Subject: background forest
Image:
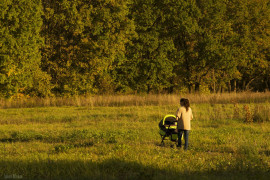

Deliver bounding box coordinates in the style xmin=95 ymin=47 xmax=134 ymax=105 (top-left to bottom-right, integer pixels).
xmin=0 ymin=0 xmax=269 ymax=97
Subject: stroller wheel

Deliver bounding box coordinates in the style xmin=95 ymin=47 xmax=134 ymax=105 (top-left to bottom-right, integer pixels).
xmin=160 ymin=135 xmax=166 ymax=146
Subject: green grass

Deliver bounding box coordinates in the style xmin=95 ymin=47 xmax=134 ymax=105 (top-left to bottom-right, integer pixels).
xmin=0 ymin=104 xmax=269 ymax=179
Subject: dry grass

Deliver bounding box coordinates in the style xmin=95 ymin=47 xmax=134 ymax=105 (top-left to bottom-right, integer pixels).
xmin=0 ymin=92 xmax=270 ymax=108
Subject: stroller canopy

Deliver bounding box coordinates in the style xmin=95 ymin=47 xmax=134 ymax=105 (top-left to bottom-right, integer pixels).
xmin=161 ymin=114 xmax=177 ymax=126
xmin=159 ymin=114 xmax=177 ymax=130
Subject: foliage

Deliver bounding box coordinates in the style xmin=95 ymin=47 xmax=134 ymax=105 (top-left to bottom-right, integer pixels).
xmin=0 ymin=0 xmax=51 ymax=98
xmin=41 ymin=0 xmax=135 ymax=95
xmin=1 ymin=0 xmax=270 ymax=97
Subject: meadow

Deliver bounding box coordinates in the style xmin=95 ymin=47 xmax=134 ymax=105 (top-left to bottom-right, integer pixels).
xmin=0 ymin=93 xmax=270 ymax=179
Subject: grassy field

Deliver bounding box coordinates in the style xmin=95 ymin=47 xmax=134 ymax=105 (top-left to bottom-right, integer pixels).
xmin=0 ymin=97 xmax=270 ymax=179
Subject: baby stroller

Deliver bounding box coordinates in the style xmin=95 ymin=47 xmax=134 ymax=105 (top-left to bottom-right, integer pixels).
xmin=158 ymin=114 xmax=178 ymax=145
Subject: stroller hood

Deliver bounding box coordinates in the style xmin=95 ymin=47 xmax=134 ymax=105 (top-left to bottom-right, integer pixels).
xmin=159 ymin=114 xmax=177 ymax=130
xmin=161 ymin=114 xmax=177 ymax=125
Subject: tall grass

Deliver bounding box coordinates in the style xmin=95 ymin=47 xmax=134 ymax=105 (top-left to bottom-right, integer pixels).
xmin=0 ymin=92 xmax=270 ymax=108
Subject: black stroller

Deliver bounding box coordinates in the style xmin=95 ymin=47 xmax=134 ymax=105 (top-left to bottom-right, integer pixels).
xmin=158 ymin=114 xmax=178 ymax=145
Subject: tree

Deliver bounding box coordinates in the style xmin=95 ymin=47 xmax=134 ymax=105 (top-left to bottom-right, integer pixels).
xmin=41 ymin=0 xmax=135 ymax=95
xmin=0 ymin=0 xmax=51 ymax=98
xmin=114 ymin=0 xmax=175 ymax=94
xmin=227 ymin=0 xmax=270 ymax=91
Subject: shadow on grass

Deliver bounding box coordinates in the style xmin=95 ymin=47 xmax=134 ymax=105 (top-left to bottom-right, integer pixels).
xmin=0 ymin=158 xmax=269 ymax=180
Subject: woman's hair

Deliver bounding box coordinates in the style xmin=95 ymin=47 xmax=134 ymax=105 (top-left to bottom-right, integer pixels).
xmin=180 ymin=98 xmax=190 ymax=111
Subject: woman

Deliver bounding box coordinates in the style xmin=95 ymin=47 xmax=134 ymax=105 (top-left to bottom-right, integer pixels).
xmin=175 ymin=98 xmax=193 ymax=150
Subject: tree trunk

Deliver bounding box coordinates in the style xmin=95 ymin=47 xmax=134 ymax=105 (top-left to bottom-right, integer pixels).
xmin=212 ymin=70 xmax=216 ymax=93
xmin=147 ymin=84 xmax=151 ymax=94
xmin=228 ymin=81 xmax=231 ymax=93
xmin=168 ymin=86 xmax=173 ymax=94
xmin=233 ymin=79 xmax=237 ymax=92
xmin=265 ymin=76 xmax=269 ymax=91
xmin=217 ymin=84 xmax=221 ymax=93
xmin=195 ymin=82 xmax=200 ymax=92
xmin=245 ymin=78 xmax=256 ymax=91
xmin=242 ymin=80 xmax=246 ymax=91
xmin=168 ymin=79 xmax=174 ymax=94
xmin=188 ymin=84 xmax=192 ymax=93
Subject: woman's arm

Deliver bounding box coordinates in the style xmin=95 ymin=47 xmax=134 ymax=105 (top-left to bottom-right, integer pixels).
xmin=176 ymin=108 xmax=181 ymax=120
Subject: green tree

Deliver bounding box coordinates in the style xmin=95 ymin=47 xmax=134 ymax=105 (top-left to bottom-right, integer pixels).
xmin=227 ymin=0 xmax=270 ymax=91
xmin=115 ymin=0 xmax=176 ymax=94
xmin=0 ymin=0 xmax=51 ymax=98
xmin=162 ymin=0 xmax=236 ymax=93
xmin=41 ymin=0 xmax=135 ymax=95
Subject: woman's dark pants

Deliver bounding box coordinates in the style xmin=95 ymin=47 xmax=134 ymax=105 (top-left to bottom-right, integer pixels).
xmin=177 ymin=129 xmax=189 ymax=150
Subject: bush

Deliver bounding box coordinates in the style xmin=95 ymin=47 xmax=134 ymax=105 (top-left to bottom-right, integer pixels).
xmin=243 ymin=105 xmax=253 ymax=123
xmin=253 ymin=113 xmax=264 ymax=123
xmin=253 ymin=105 xmax=270 ymax=123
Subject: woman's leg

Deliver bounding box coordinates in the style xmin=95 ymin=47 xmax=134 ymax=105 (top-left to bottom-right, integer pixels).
xmin=184 ymin=130 xmax=189 ymax=150
xmin=177 ymin=130 xmax=183 ymax=147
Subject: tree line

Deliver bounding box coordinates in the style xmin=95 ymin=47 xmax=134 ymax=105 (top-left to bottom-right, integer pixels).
xmin=0 ymin=0 xmax=269 ymax=97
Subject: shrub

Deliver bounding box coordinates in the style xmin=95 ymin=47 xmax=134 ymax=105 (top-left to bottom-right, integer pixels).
xmin=243 ymin=105 xmax=253 ymax=123
xmin=253 ymin=105 xmax=270 ymax=123
xmin=253 ymin=113 xmax=264 ymax=123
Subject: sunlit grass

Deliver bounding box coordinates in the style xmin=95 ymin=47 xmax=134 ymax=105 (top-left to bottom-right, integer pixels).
xmin=0 ymin=103 xmax=269 ymax=179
